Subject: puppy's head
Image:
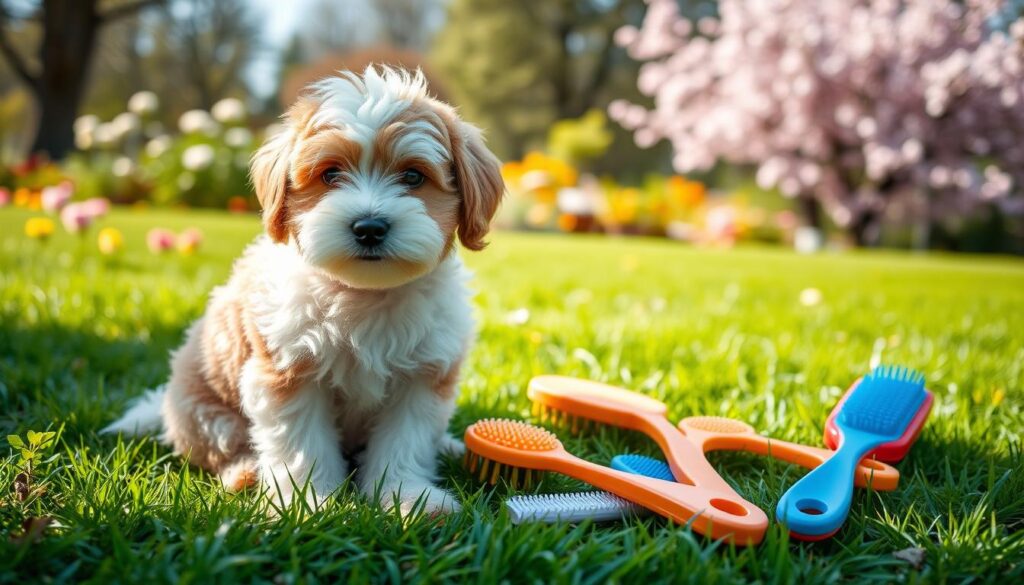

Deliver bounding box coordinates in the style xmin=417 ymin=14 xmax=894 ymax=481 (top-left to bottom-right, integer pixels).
xmin=251 ymin=66 xmax=504 ymax=289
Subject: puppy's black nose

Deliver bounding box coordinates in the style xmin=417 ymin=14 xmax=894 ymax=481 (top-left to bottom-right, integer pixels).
xmin=351 ymin=217 xmax=389 ymax=247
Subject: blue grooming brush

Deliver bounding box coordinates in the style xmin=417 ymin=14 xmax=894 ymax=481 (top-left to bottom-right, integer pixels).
xmin=611 ymin=454 xmax=676 ymax=482
xmin=777 ymin=365 xmax=928 ymax=538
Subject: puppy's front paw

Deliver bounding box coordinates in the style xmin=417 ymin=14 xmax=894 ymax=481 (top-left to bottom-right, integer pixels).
xmin=379 ymin=483 xmax=461 ymax=517
xmin=438 ymin=434 xmax=465 ymax=457
xmin=219 ymin=456 xmax=259 ymax=493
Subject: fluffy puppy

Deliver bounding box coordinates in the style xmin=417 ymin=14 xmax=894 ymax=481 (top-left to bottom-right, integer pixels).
xmin=104 ymin=66 xmax=504 ymax=514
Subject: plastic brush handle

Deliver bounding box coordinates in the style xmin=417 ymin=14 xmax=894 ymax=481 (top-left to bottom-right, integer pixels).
xmin=551 ymin=453 xmax=767 ymax=544
xmin=678 ymin=417 xmax=900 ymax=490
xmin=776 ymin=427 xmax=883 ymax=536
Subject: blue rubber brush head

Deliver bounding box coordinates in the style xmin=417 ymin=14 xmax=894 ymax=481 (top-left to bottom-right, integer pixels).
xmin=610 ymin=454 xmax=676 ymax=482
xmin=839 ymin=365 xmax=927 ymax=437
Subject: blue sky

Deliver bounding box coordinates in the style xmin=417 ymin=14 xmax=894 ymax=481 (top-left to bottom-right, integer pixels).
xmin=247 ymin=0 xmax=305 ymax=98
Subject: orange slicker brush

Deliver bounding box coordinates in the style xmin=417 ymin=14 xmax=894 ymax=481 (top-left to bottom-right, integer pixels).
xmin=464 ymin=419 xmax=768 ymax=545
xmin=677 ymin=416 xmax=899 ymax=490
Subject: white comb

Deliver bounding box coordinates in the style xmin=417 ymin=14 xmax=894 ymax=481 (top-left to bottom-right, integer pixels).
xmin=505 ymin=491 xmax=650 ymax=524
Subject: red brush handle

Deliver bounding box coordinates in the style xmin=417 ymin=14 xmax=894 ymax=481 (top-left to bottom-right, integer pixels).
xmin=823 ymin=378 xmax=934 ymax=462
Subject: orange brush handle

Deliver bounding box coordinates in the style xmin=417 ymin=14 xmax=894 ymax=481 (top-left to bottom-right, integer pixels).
xmin=465 ymin=422 xmax=768 ymax=545
xmin=552 ymin=455 xmax=766 ymax=544
xmin=678 ymin=418 xmax=900 ymax=490
xmin=528 ymin=376 xmax=739 ymax=493
xmin=636 ymin=413 xmax=738 ymax=492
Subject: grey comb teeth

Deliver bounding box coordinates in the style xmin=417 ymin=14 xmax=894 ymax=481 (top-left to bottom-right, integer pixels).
xmin=506 ymin=491 xmax=650 ymax=524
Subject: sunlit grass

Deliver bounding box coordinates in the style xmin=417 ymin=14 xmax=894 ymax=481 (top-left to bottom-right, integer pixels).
xmin=1 ymin=207 xmax=1022 ymax=582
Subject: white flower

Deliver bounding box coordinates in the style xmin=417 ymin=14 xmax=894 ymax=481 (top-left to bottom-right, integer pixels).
xmin=112 ymin=156 xmax=134 ymax=177
xmin=93 ymin=122 xmax=118 ymax=147
xmin=557 ymin=187 xmax=596 ymax=215
xmin=145 ymin=135 xmax=173 ymax=158
xmin=505 ymin=308 xmax=530 ymax=325
xmin=224 ymin=127 xmax=252 ymax=148
xmin=211 ymin=97 xmax=246 ymax=123
xmin=178 ymin=109 xmax=217 ymax=135
xmin=74 ymin=115 xmax=100 ymax=135
xmin=127 ymin=91 xmax=159 ymax=116
xmin=75 ymin=130 xmax=94 ymax=150
xmin=181 ymin=144 xmax=215 ymax=171
xmin=799 ymin=287 xmax=823 ymax=307
xmin=111 ymin=112 xmax=141 ymax=139
xmin=74 ymin=115 xmax=100 ymax=150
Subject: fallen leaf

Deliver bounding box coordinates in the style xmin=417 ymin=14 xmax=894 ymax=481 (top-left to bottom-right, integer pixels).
xmin=9 ymin=516 xmax=53 ymax=546
xmin=893 ymin=546 xmax=926 ymax=570
xmin=13 ymin=472 xmax=29 ymax=502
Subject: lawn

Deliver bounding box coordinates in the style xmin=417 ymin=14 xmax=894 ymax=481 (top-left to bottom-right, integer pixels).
xmin=1 ymin=206 xmax=1022 ymax=583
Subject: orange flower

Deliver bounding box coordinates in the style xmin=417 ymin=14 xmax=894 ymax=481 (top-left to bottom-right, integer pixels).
xmin=557 ymin=213 xmax=579 ymax=232
xmin=227 ymin=196 xmax=249 ymax=213
xmin=667 ymin=176 xmax=706 ymax=208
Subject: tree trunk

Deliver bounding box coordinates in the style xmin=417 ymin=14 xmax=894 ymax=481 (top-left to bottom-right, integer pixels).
xmin=850 ymin=210 xmax=881 ymax=247
xmin=28 ymin=0 xmax=101 ymax=160
xmin=798 ymin=195 xmax=823 ymax=230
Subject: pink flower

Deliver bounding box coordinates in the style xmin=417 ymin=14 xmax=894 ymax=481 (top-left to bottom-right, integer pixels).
xmin=0 ymin=187 xmax=10 ymax=207
xmin=774 ymin=210 xmax=798 ymax=231
xmin=80 ymin=197 xmax=110 ymax=219
xmin=60 ymin=203 xmax=93 ymax=234
xmin=177 ymin=228 xmax=203 ymax=255
xmin=146 ymin=228 xmax=177 ymax=253
xmin=41 ymin=181 xmax=74 ymax=213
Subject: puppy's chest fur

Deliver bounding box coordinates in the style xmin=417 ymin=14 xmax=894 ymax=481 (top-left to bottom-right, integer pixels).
xmin=207 ymin=238 xmax=474 ymax=413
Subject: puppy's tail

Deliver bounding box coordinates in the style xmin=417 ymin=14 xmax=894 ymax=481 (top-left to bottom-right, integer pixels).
xmin=102 ymin=385 xmax=167 ymax=436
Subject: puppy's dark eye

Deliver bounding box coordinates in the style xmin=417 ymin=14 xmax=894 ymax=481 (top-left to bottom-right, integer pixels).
xmin=322 ymin=166 xmax=343 ymax=186
xmin=399 ymin=169 xmax=425 ymax=188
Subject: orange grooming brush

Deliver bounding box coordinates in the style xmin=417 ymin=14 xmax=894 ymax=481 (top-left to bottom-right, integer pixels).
xmin=677 ymin=416 xmax=899 ymax=490
xmin=464 ymin=419 xmax=768 ymax=544
xmin=528 ymin=376 xmax=742 ymax=494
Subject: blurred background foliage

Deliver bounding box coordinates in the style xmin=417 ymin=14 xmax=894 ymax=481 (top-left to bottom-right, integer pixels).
xmin=0 ymin=0 xmax=1022 ymax=253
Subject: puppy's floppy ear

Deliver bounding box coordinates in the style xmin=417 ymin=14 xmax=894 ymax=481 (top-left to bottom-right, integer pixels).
xmin=449 ymin=120 xmax=505 ymax=251
xmin=250 ymin=128 xmax=294 ymax=243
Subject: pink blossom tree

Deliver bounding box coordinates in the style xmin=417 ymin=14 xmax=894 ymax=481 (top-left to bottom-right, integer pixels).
xmin=610 ymin=0 xmax=1024 ymax=246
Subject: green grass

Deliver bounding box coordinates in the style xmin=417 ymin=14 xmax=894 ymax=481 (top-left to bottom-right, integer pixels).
xmin=1 ymin=206 xmax=1022 ymax=583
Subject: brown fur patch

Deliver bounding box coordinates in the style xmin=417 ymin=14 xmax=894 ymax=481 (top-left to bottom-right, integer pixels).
xmin=285 ymin=131 xmax=364 ymax=225
xmin=241 ymin=306 xmax=316 ymax=402
xmin=431 ymin=360 xmax=463 ymax=399
xmin=411 ymin=182 xmax=460 ymax=257
xmin=434 ymin=106 xmax=505 ymax=251
xmin=221 ymin=457 xmax=259 ymax=492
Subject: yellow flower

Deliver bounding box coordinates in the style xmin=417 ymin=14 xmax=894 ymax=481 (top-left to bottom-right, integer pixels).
xmin=501 ymin=161 xmax=525 ymax=186
xmin=608 ymin=188 xmax=641 ymax=224
xmin=97 ymin=227 xmax=124 ymax=255
xmin=525 ymin=203 xmax=554 ymax=227
xmin=24 ymin=217 xmax=55 ymax=240
xmin=176 ymin=228 xmax=203 ymax=255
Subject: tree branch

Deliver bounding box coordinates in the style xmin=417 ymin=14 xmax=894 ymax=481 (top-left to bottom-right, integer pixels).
xmin=99 ymin=0 xmax=165 ymax=24
xmin=0 ymin=20 xmax=39 ymax=91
